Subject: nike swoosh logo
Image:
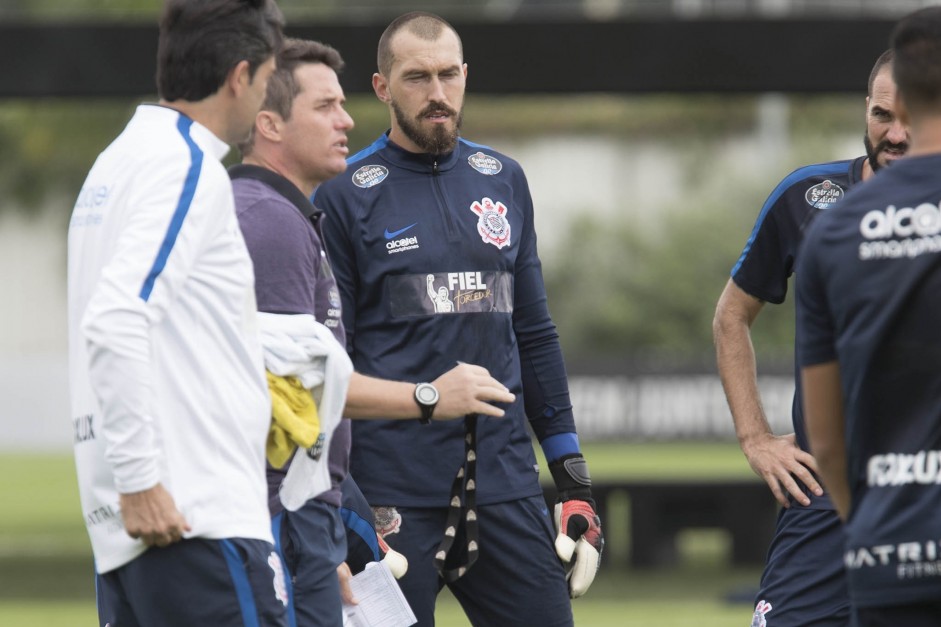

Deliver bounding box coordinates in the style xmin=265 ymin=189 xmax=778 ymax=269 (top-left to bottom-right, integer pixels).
xmin=384 ymin=223 xmax=418 ymax=239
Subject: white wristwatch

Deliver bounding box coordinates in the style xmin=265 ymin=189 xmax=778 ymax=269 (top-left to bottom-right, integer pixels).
xmin=414 ymin=382 xmax=439 ymax=424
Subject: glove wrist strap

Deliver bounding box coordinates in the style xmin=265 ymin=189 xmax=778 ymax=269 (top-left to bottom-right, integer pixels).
xmin=548 ymin=453 xmax=593 ymax=503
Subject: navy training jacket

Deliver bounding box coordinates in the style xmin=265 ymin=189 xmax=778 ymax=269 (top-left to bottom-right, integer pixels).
xmin=316 ymin=133 xmax=578 ymax=507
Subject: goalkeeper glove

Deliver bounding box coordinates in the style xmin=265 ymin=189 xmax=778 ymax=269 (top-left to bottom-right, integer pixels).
xmin=377 ymin=533 xmax=408 ymax=579
xmin=549 ymin=453 xmax=604 ymax=598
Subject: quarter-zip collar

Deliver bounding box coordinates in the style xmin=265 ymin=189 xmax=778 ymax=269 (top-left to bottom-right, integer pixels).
xmin=376 ymin=131 xmax=463 ymax=174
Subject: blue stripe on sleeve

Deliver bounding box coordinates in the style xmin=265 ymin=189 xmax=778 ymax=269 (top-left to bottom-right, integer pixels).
xmin=730 ymin=161 xmax=849 ymax=278
xmin=138 ymin=115 xmax=204 ymax=302
xmin=540 ymin=432 xmax=581 ymax=462
xmin=459 ymin=137 xmax=494 ymax=151
xmin=347 ymin=134 xmax=389 ymax=164
xmin=221 ymin=539 xmax=261 ymax=627
xmin=340 ymin=506 xmax=382 ymax=562
xmin=311 ymin=134 xmax=389 ymax=204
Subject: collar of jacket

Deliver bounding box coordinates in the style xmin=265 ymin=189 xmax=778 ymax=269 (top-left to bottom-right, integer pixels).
xmin=228 ymin=163 xmax=322 ymax=223
xmin=379 ymin=132 xmax=463 ymax=174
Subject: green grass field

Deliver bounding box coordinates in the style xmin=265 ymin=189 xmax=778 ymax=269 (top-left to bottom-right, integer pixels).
xmin=0 ymin=443 xmax=764 ymax=626
xmin=538 ymin=440 xmax=756 ymax=481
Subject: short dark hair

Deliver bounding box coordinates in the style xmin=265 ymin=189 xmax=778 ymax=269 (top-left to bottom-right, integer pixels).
xmin=377 ymin=11 xmax=462 ymax=77
xmin=867 ymin=49 xmax=893 ymax=97
xmin=264 ymin=38 xmax=345 ymax=121
xmin=157 ymin=0 xmax=284 ymax=102
xmin=891 ymin=6 xmax=941 ymax=113
xmin=239 ymin=38 xmax=345 ymax=155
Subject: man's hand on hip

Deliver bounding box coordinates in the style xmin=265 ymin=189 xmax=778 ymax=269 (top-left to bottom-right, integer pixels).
xmin=120 ymin=483 xmax=191 ymax=547
xmin=742 ymin=432 xmax=822 ymax=507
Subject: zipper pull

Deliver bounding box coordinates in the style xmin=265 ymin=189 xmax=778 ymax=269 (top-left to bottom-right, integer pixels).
xmin=433 ymin=160 xmax=439 ymax=175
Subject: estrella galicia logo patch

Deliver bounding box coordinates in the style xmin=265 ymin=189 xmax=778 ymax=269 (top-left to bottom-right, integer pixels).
xmin=470 ymin=197 xmax=511 ymax=249
xmin=805 ymin=179 xmax=844 ymax=209
xmin=352 ymin=165 xmax=389 ymax=188
xmin=468 ymin=151 xmax=502 ymax=175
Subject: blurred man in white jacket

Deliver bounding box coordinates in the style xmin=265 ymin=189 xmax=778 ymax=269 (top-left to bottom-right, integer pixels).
xmin=67 ymin=1 xmax=287 ymax=625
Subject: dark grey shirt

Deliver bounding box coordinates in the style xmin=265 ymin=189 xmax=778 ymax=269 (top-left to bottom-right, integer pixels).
xmin=231 ymin=165 xmax=349 ymax=512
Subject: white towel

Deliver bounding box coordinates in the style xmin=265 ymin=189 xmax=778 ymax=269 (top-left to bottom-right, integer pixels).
xmin=257 ymin=312 xmax=353 ymax=510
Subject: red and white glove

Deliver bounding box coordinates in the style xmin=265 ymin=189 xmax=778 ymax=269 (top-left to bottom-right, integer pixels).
xmin=549 ymin=454 xmax=604 ymax=598
xmin=553 ymin=500 xmax=603 ymax=597
xmin=377 ymin=533 xmax=408 ymax=579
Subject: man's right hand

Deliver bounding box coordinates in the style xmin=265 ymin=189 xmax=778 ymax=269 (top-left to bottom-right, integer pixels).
xmin=119 ymin=483 xmax=191 ymax=547
xmin=742 ymin=432 xmax=823 ymax=507
xmin=432 ymin=363 xmax=515 ymax=420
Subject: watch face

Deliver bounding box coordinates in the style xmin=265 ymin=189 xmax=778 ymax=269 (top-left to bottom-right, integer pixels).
xmin=416 ymin=383 xmax=438 ymax=405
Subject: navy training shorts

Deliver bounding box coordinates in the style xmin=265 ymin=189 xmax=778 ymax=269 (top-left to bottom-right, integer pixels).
xmin=275 ymin=498 xmax=346 ymax=627
xmin=376 ymin=494 xmax=573 ymax=627
xmin=340 ymin=475 xmax=381 ymax=574
xmin=751 ymin=506 xmax=849 ymax=626
xmin=96 ymin=536 xmax=291 ymax=627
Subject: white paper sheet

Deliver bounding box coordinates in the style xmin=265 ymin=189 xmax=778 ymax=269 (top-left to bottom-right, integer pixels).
xmin=341 ymin=561 xmax=417 ymax=627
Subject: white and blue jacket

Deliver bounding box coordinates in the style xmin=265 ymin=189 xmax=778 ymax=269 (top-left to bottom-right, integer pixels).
xmin=68 ymin=105 xmax=273 ymax=573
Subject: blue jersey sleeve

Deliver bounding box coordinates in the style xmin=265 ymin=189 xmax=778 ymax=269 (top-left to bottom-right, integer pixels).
xmin=732 ymin=180 xmax=802 ymax=304
xmin=732 ymin=161 xmax=856 ymax=305
xmin=509 ymin=172 xmax=578 ymax=451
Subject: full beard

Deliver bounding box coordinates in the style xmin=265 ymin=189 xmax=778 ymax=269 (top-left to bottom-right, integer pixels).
xmin=864 ymin=132 xmax=908 ymax=173
xmin=393 ymin=99 xmax=463 ymax=155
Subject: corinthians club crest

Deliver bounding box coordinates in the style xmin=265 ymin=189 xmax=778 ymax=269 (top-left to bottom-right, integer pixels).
xmin=470 ymin=197 xmax=511 ymax=249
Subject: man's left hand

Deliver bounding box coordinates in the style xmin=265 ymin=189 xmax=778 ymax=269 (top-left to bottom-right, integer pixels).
xmin=337 ymin=562 xmax=356 ymax=605
xmin=553 ymin=499 xmax=603 ymax=598
xmin=548 ymin=453 xmax=604 ymax=598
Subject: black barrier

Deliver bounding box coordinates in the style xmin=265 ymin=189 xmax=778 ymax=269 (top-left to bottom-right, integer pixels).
xmin=1 ymin=18 xmax=895 ymax=98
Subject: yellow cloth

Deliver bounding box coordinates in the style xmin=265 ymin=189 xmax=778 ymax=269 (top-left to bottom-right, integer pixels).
xmin=266 ymin=371 xmax=320 ymax=469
